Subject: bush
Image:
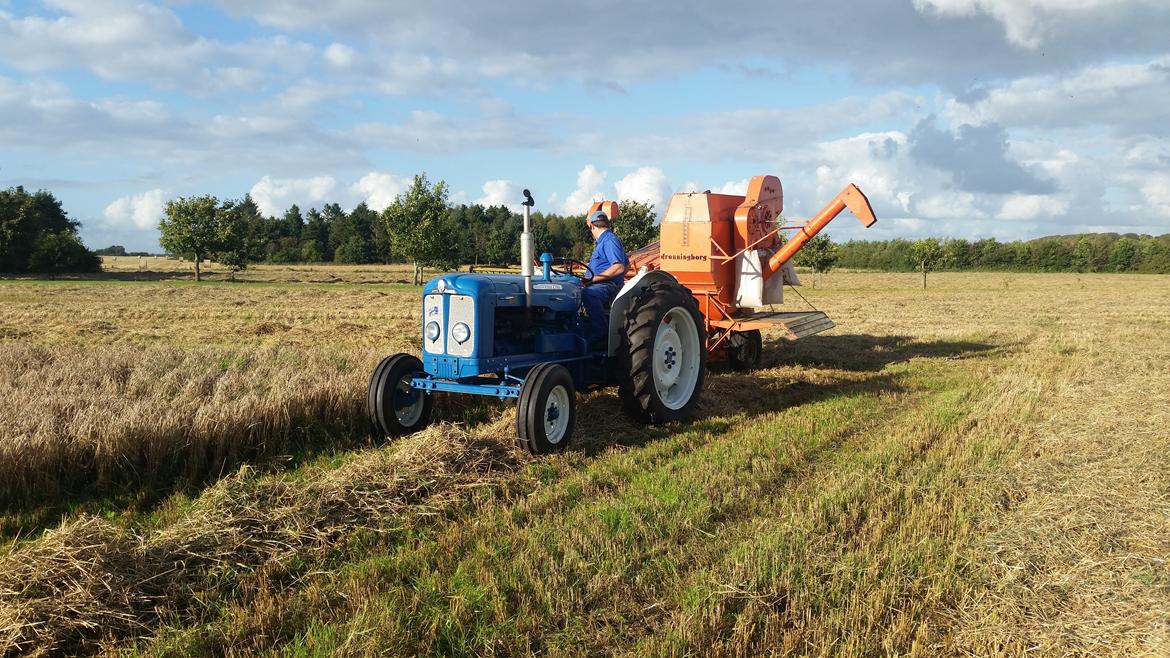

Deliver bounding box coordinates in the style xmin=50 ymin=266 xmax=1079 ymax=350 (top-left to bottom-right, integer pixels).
xmin=27 ymin=232 xmax=101 ymax=274
xmin=1 ymin=186 xmax=100 ymax=273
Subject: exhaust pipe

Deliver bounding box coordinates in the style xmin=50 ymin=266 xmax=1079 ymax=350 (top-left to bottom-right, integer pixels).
xmin=520 ymin=189 xmax=535 ymax=307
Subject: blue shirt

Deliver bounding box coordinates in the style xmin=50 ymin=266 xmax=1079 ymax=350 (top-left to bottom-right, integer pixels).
xmin=588 ymin=229 xmax=629 ymax=283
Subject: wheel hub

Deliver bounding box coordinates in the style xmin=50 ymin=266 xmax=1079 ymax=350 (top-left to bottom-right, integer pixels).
xmin=393 ymin=377 xmax=424 ymax=426
xmin=651 ymin=307 xmax=702 ymax=411
xmin=544 ymin=385 xmax=570 ymax=444
xmin=654 ymin=325 xmax=682 ymax=388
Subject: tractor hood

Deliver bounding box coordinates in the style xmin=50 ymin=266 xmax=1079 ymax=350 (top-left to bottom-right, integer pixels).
xmin=424 ymin=273 xmax=525 ymax=299
xmin=423 ymin=273 xmax=581 ymax=311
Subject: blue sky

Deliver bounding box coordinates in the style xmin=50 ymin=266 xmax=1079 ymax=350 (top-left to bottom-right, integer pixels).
xmin=1 ymin=0 xmax=1168 ymax=252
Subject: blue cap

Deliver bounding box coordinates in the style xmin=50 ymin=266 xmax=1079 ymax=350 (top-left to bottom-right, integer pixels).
xmin=588 ymin=210 xmax=608 ymax=224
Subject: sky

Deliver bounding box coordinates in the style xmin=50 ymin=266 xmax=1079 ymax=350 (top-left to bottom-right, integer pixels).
xmin=1 ymin=0 xmax=1169 ymax=252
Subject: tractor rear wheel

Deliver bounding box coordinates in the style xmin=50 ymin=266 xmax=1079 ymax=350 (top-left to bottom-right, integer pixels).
xmin=618 ymin=280 xmax=707 ymax=424
xmin=516 ymin=363 xmax=576 ymax=454
xmin=728 ymin=329 xmax=762 ymax=371
xmin=368 ymin=353 xmax=433 ymax=436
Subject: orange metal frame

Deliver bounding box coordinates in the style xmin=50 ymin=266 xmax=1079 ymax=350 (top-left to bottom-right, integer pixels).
xmin=617 ymin=176 xmax=877 ymax=358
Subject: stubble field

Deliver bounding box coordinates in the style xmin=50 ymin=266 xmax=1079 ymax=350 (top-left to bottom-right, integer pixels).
xmin=0 ymin=267 xmax=1167 ymax=656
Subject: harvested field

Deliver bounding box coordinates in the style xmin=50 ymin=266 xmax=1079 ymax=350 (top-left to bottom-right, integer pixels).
xmin=98 ymin=256 xmax=430 ymax=285
xmin=0 ymin=271 xmax=1167 ymax=656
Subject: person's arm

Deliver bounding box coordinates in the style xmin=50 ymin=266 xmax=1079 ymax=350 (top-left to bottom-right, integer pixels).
xmin=590 ymin=262 xmax=626 ymax=283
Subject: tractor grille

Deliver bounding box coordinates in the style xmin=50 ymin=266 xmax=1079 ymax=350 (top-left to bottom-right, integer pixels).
xmin=431 ymin=357 xmax=460 ymax=379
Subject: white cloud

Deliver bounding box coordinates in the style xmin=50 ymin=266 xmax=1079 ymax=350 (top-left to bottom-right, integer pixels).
xmin=804 ymin=131 xmax=921 ymax=218
xmin=214 ymin=0 xmax=1170 ymax=86
xmin=996 ymin=194 xmax=1070 ymax=220
xmin=0 ymin=1 xmax=314 ymax=91
xmin=913 ymin=0 xmax=1127 ymax=48
xmin=272 ymin=79 xmax=344 ymax=113
xmin=476 ymin=179 xmax=521 ymax=209
xmin=560 ymin=164 xmax=607 ymax=214
xmin=351 ymin=171 xmax=411 ymax=212
xmin=0 ymin=74 xmax=366 ymax=175
xmin=914 ymin=192 xmax=987 ymax=219
xmin=946 ymin=56 xmax=1170 ymax=134
xmin=592 ymin=92 xmax=918 ymax=165
xmin=677 ymin=179 xmax=749 ymax=195
xmin=717 ymin=179 xmax=750 ymax=195
xmin=1141 ymin=173 xmax=1170 ymax=218
xmin=353 ymin=102 xmax=552 ymax=154
xmin=323 ymin=42 xmax=356 ymax=68
xmin=613 ymin=166 xmax=672 ymax=212
xmin=103 ymin=188 xmax=166 ymax=230
xmin=249 ymin=175 xmax=338 ymax=216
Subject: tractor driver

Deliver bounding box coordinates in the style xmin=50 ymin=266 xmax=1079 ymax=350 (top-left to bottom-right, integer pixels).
xmin=581 ymin=210 xmax=629 ymax=342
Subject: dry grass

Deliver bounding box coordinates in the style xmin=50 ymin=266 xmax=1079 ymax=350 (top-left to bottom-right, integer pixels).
xmin=0 ymin=343 xmax=375 ymax=504
xmin=945 ymin=278 xmax=1170 ymax=655
xmin=808 ymin=272 xmax=1170 ymax=655
xmin=0 ymin=424 xmax=524 ymax=656
xmin=0 ymin=280 xmax=425 ymax=506
xmin=0 ymin=270 xmax=1167 ymax=656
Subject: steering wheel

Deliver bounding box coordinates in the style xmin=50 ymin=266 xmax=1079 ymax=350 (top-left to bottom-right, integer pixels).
xmin=549 ymin=257 xmax=594 ymax=283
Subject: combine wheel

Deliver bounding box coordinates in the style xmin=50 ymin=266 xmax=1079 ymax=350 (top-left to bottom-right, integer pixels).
xmin=368 ymin=353 xmax=433 ymax=436
xmin=727 ymin=330 xmax=762 ymax=371
xmin=619 ymin=280 xmax=707 ymax=424
xmin=516 ymin=363 xmax=576 ymax=454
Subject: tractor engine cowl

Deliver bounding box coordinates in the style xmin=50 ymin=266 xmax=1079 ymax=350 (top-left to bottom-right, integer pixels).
xmin=421 ymin=273 xmax=582 ymax=379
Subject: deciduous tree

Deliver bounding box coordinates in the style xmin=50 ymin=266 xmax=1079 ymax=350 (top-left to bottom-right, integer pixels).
xmin=911 ymin=238 xmax=944 ymax=289
xmin=381 ymin=174 xmax=451 ymax=285
xmin=159 ymin=195 xmax=231 ymax=281
xmin=1108 ymin=237 xmax=1139 ymax=272
xmin=612 ymin=200 xmax=658 ymax=251
xmin=794 ymin=234 xmax=838 ymax=288
xmin=215 ymin=197 xmax=266 ymax=280
xmin=0 ymin=186 xmax=99 ymax=273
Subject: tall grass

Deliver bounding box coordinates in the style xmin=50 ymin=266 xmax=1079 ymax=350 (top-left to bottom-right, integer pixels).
xmin=0 ymin=343 xmax=372 ymax=504
xmin=0 ymin=280 xmax=421 ymax=510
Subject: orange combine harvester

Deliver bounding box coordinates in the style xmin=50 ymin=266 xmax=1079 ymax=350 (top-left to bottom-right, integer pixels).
xmin=590 ymin=175 xmax=877 ymax=366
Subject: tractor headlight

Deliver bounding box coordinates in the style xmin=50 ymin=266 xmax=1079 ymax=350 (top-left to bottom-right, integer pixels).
xmin=425 ymin=321 xmax=441 ymax=342
xmin=451 ymin=322 xmax=470 ymax=344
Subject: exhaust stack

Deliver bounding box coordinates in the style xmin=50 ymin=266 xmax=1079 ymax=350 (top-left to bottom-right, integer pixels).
xmin=520 ymin=188 xmax=535 ymax=306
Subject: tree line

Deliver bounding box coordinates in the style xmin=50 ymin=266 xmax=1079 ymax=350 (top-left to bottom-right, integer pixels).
xmin=6 ymin=179 xmax=1170 ymax=280
xmin=158 ymin=174 xmax=658 ymax=282
xmin=835 ymin=234 xmax=1170 ymax=275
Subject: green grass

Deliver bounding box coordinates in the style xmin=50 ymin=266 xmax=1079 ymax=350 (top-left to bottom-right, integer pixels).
xmin=124 ymin=351 xmax=1020 ymax=657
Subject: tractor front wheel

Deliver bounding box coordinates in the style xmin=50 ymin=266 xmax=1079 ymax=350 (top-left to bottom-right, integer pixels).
xmin=368 ymin=353 xmax=433 ymax=436
xmin=619 ymin=280 xmax=707 ymax=424
xmin=516 ymin=363 xmax=576 ymax=454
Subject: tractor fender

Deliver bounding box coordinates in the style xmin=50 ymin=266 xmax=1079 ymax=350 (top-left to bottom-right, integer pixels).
xmin=606 ymin=269 xmax=681 ymax=356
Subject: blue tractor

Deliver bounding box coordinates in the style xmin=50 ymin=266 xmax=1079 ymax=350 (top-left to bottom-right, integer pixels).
xmin=367 ymin=189 xmax=707 ymax=454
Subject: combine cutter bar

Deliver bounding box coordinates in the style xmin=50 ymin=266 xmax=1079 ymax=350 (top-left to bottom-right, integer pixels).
xmin=710 ymin=310 xmax=835 ymax=340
